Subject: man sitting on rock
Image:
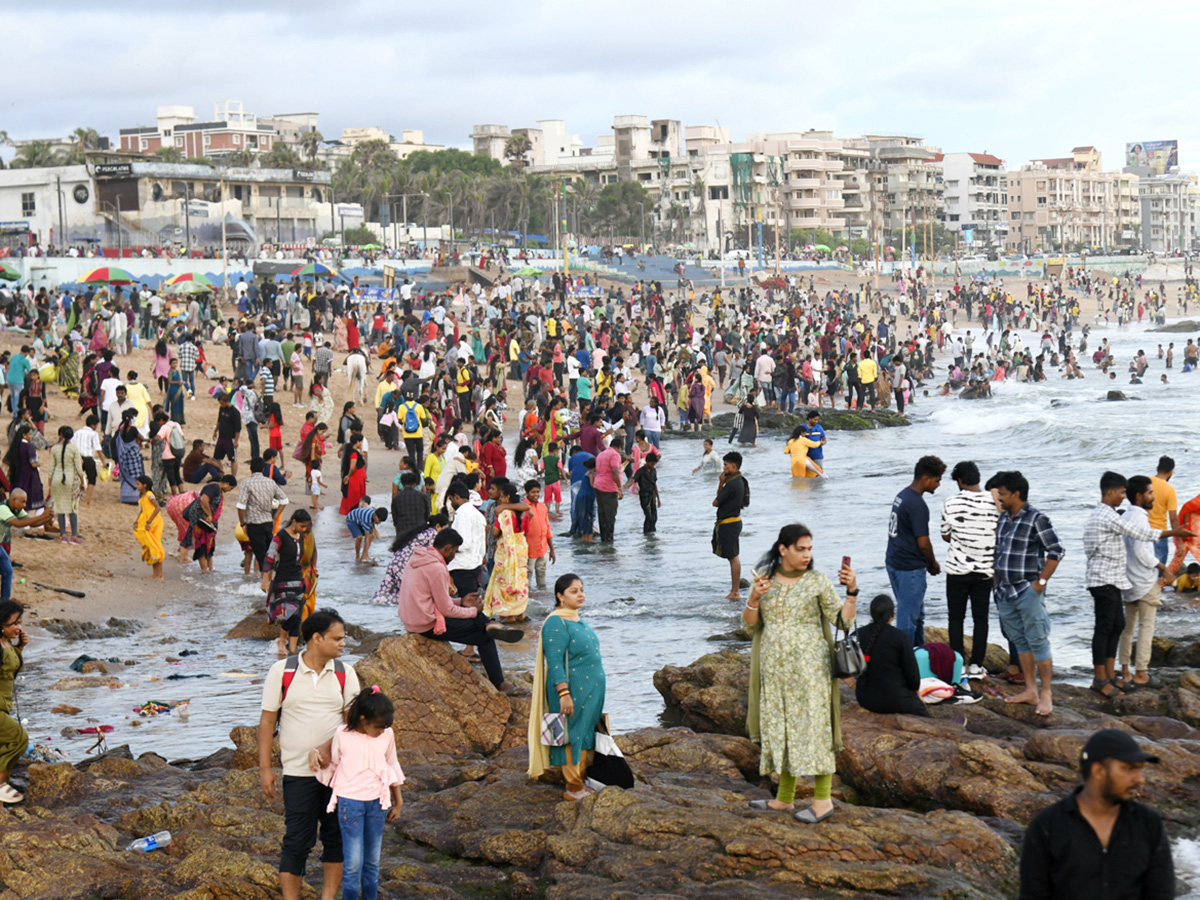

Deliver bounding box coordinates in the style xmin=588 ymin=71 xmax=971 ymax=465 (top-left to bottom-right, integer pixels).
xmin=397 ymin=529 xmax=528 ymax=696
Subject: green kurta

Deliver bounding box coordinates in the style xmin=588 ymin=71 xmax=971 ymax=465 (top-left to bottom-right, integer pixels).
xmin=756 ymin=570 xmax=844 ymax=778
xmin=0 ymin=644 xmax=27 ymax=771
xmin=543 ymin=615 xmax=606 ymax=766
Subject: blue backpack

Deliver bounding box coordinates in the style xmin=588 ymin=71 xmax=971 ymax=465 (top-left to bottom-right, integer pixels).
xmin=403 ymin=401 xmax=419 ymax=432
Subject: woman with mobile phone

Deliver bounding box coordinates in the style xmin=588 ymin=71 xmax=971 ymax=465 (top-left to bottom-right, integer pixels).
xmin=742 ymin=524 xmax=858 ymax=824
xmin=0 ymin=600 xmax=29 ymax=804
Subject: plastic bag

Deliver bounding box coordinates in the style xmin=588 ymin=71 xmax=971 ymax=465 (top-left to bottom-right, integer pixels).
xmin=97 ymin=464 xmax=111 ymax=482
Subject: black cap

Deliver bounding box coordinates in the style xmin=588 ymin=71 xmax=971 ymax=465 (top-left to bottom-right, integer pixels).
xmin=1081 ymin=729 xmax=1160 ymax=768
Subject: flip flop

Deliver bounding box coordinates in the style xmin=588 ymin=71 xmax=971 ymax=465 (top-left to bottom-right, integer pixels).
xmin=794 ymin=806 xmax=834 ymax=824
xmin=487 ymin=624 xmax=525 ymax=643
xmin=502 ymin=685 xmax=530 ymax=697
xmin=0 ymin=784 xmax=24 ymax=804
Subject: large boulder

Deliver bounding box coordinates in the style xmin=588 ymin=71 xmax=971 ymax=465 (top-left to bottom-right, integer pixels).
xmin=355 ymin=633 xmax=516 ymax=758
xmin=653 ymin=650 xmax=749 ymax=735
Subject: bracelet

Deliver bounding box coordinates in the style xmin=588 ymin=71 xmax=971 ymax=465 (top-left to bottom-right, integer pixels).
xmin=845 ymin=589 xmax=859 ymax=596
xmin=745 ymin=602 xmax=759 ymax=610
xmin=557 ymin=687 xmax=570 ymax=695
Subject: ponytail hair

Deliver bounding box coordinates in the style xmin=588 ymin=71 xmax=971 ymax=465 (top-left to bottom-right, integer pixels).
xmin=755 ymin=523 xmax=814 ymax=577
xmin=862 ymin=593 xmax=896 ymax=657
xmin=343 ymin=686 xmax=395 ymax=732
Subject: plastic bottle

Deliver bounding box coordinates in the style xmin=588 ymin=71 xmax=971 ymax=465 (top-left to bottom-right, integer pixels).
xmin=126 ymin=830 xmax=171 ymax=852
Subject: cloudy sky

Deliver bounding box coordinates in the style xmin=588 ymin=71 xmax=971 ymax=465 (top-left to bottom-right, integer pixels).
xmin=6 ymin=0 xmax=1200 ymax=172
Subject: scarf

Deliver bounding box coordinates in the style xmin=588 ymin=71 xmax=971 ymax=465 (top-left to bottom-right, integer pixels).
xmin=527 ymin=608 xmax=580 ymax=780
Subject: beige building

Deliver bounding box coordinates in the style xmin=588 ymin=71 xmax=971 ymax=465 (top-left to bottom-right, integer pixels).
xmin=320 ymin=127 xmax=443 ymax=164
xmin=866 ymin=136 xmax=945 ymax=244
xmin=1004 ymin=154 xmax=1140 ymax=253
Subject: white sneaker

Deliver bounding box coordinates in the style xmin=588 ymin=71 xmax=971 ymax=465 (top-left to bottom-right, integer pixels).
xmin=965 ymin=664 xmax=988 ymax=679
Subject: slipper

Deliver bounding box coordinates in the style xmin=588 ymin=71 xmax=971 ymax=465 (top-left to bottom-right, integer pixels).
xmin=794 ymin=806 xmax=834 ymax=824
xmin=0 ymin=784 xmax=23 ymax=804
xmin=487 ymin=624 xmax=525 ymax=643
xmin=460 ymin=654 xmax=481 ymax=663
xmin=502 ymin=685 xmax=530 ymax=697
xmin=1089 ymin=678 xmax=1117 ymax=698
xmin=747 ymin=799 xmax=791 ymax=811
xmin=563 ymin=787 xmax=596 ymax=801
xmin=997 ymin=670 xmax=1026 ymax=685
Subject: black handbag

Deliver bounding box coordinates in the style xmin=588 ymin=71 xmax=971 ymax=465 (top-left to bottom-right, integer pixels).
xmin=830 ymin=612 xmax=866 ymax=679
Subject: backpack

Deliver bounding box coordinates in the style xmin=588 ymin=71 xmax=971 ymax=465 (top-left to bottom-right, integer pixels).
xmin=403 ymin=401 xmax=419 ymax=433
xmin=280 ymin=655 xmax=347 ymax=704
xmin=168 ymin=423 xmax=185 ymax=455
xmin=740 ymin=474 xmax=751 ymax=508
xmin=253 ymin=397 xmax=270 ymax=426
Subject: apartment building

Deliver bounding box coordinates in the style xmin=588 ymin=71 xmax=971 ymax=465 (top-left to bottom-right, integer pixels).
xmin=319 ymin=127 xmax=444 ymax=164
xmin=1004 ymin=164 xmax=1133 ymax=253
xmin=119 ymin=102 xmax=278 ymax=159
xmin=1137 ymin=173 xmax=1195 ymax=254
xmin=937 ymin=152 xmax=1007 ymax=248
xmin=865 ymin=136 xmax=944 ymax=242
xmin=470 ymin=120 xmax=582 ymax=168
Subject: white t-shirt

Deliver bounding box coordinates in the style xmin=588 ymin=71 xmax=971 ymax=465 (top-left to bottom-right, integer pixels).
xmin=99 ymin=377 xmax=123 ymax=411
xmin=70 ymin=427 xmax=102 ymax=457
xmin=310 ymin=470 xmax=322 ymax=495
xmin=939 ymin=490 xmax=1000 ymax=577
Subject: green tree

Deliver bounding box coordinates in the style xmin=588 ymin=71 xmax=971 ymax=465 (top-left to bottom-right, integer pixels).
xmin=299 ymin=130 xmax=323 ymax=164
xmin=503 ymin=133 xmax=533 ymax=171
xmin=260 ymin=144 xmax=301 ymax=170
xmin=595 ymin=181 xmax=652 ymax=242
xmin=8 ymin=141 xmax=63 ymax=169
xmin=323 ymin=225 xmax=375 ymax=246
xmin=404 ymin=148 xmax=500 ymax=178
xmin=154 ymin=146 xmax=183 ymax=163
xmin=222 ymin=149 xmax=255 ymax=167
xmin=0 ymin=131 xmax=7 ymax=169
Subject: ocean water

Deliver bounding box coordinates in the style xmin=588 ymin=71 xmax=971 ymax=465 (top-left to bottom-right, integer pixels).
xmin=15 ymin=320 xmax=1200 ymax=807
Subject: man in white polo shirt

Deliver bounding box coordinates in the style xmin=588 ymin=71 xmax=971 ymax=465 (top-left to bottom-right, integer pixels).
xmin=259 ymin=608 xmax=361 ymax=900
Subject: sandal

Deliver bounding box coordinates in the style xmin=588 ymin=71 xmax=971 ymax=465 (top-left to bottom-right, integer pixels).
xmin=997 ymin=670 xmax=1026 ymax=685
xmin=747 ymin=799 xmax=792 ymax=812
xmin=1089 ymin=678 xmax=1117 ymax=698
xmin=563 ymin=787 xmax=596 ymax=802
xmin=794 ymin=806 xmax=835 ymax=824
xmin=486 ymin=624 xmax=525 ymax=643
xmin=0 ymin=784 xmax=24 ymax=804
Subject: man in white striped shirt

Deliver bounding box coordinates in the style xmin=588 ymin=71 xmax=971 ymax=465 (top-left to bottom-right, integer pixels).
xmin=1083 ymin=471 xmax=1192 ymax=698
xmin=940 ymin=461 xmax=999 ymax=678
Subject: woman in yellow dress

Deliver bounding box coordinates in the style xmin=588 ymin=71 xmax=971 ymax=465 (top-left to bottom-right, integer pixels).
xmin=700 ymin=364 xmax=715 ymax=425
xmin=483 ymin=482 xmax=530 ymax=622
xmin=784 ymin=425 xmax=824 ymax=478
xmin=298 ymin=530 xmax=319 ymax=623
xmin=134 ymin=476 xmax=164 ymax=579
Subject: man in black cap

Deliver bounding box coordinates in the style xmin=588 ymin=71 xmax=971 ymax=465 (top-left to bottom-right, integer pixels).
xmin=1019 ymin=728 xmax=1173 ymax=900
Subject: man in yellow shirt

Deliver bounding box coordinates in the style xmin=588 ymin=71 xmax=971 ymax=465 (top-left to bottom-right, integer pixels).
xmin=1150 ymin=456 xmax=1179 ymax=566
xmin=857 ymin=354 xmax=878 ymax=409
xmin=455 ymin=359 xmax=474 ymax=421
xmin=398 ymin=390 xmax=429 ymax=470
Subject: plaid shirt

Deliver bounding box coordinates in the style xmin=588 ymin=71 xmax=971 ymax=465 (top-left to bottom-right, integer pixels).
xmin=1083 ymin=502 xmax=1159 ymax=590
xmin=312 ymin=346 xmax=333 ymax=375
xmin=236 ymin=473 xmax=288 ymax=525
xmin=993 ymin=503 xmax=1065 ymax=602
xmin=177 ymin=341 xmax=199 ymax=372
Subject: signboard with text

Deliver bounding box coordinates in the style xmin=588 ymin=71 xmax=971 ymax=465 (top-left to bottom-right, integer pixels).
xmin=336 ymin=204 xmax=364 ymax=220
xmin=1126 ymin=140 xmax=1178 ymax=174
xmin=93 ymin=163 xmax=133 ymax=178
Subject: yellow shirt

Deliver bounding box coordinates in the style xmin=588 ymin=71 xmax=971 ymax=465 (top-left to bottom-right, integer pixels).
xmin=857 ymin=357 xmax=877 ymax=384
xmin=1174 ymin=574 xmax=1200 ymax=593
xmin=456 ymin=367 xmax=472 ymax=394
xmin=1150 ymin=476 xmax=1178 ymax=530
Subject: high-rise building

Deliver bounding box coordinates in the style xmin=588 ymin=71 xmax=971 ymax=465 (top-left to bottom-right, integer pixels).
xmin=936 ymin=152 xmax=1007 ymax=249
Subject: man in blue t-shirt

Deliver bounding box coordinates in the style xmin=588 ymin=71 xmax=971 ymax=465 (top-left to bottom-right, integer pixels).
xmin=566 ymin=448 xmax=595 ymax=524
xmin=885 ymin=455 xmax=946 ymax=645
xmin=6 ymin=347 xmax=31 ymax=416
xmin=804 ymin=410 xmax=827 ymax=462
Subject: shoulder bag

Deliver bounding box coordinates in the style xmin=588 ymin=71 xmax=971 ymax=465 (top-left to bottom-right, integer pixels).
xmin=830 ymin=612 xmax=866 ymax=679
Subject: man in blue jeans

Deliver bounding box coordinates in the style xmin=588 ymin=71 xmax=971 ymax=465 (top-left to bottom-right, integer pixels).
xmin=992 ymin=470 xmax=1065 ymax=718
xmin=885 ymin=455 xmax=946 ymax=645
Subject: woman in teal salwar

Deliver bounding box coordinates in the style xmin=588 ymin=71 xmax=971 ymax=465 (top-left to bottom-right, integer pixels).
xmin=743 ymin=523 xmax=858 ymax=824
xmin=165 ymin=358 xmax=186 ymax=425
xmin=527 ymin=573 xmax=607 ymax=801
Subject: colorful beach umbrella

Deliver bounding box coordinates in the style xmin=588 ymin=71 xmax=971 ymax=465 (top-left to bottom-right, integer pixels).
xmin=164 ymin=272 xmax=214 ymax=289
xmin=814 ymin=244 xmax=832 ymax=252
xmin=514 ymin=266 xmax=543 ymax=277
xmin=291 ymin=262 xmax=338 ymax=278
xmin=80 ymin=266 xmax=136 ymax=285
xmin=360 ymin=243 xmax=382 ymax=251
xmin=163 ymin=280 xmax=212 ymax=295
xmin=0 ymin=263 xmax=19 ymax=282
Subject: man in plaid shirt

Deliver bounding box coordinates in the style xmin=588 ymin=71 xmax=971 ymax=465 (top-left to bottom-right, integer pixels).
xmin=177 ymin=334 xmax=199 ymax=397
xmin=991 ymin=470 xmax=1064 ymax=717
xmin=311 ymin=342 xmax=333 ymax=384
xmin=1083 ymin=471 xmax=1192 ymax=698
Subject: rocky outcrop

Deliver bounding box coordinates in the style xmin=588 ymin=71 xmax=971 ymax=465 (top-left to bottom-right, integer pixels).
xmin=653 ymin=649 xmax=749 ymax=734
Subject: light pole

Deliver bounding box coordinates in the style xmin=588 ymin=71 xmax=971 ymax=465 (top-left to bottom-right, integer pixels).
xmin=638 ymin=201 xmax=645 ymax=249
xmin=182 ymin=182 xmax=192 ymax=255
xmin=100 ymin=199 xmax=123 ymax=258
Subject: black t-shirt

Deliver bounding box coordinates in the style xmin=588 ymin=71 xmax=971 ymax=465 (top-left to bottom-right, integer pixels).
xmin=216 ymin=405 xmax=241 ymax=440
xmin=715 ymin=473 xmax=747 ymax=521
xmin=633 ymin=466 xmax=657 ymax=502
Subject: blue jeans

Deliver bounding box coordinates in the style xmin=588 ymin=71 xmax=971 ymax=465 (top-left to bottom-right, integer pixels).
xmin=887 ymin=566 xmax=927 ymax=645
xmin=0 ymin=545 xmax=11 ymax=600
xmin=779 ymin=390 xmax=796 ymax=412
xmin=7 ymin=385 xmax=21 ymax=416
xmin=645 ymin=431 xmax=661 ymax=450
xmin=181 ymin=369 xmax=196 ymax=394
xmin=339 ymin=797 xmax=385 ymax=900
xmin=1154 ymin=537 xmax=1169 ymax=566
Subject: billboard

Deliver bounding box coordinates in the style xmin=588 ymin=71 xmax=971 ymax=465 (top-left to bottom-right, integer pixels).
xmin=1126 ymin=140 xmax=1178 ymax=174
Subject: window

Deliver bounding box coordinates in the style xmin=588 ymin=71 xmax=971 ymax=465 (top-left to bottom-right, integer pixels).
xmin=638 ymin=173 xmax=651 ymax=183
xmin=140 ymin=139 xmax=148 ymax=150
xmin=204 ymin=134 xmax=212 ymax=147
xmin=709 ymin=186 xmax=729 ymax=200
xmin=1037 ymin=197 xmax=1047 ymax=206
xmin=233 ymin=134 xmax=241 ymax=145
xmin=1011 ymin=211 xmax=1020 ymax=220
xmin=20 ymin=193 xmax=34 ymax=216
xmin=175 ymin=136 xmax=183 ymax=147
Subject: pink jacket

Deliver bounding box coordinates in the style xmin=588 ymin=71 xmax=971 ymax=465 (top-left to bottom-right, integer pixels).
xmin=398 ymin=545 xmax=477 ymax=633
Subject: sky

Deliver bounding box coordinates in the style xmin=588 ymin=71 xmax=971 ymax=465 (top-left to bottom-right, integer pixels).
xmin=5 ymin=0 xmax=1200 ymax=173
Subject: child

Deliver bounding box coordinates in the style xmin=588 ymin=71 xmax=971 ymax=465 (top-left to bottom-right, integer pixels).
xmin=134 ymin=475 xmax=164 ymax=580
xmin=347 ymin=506 xmax=388 ymax=564
xmin=302 ymin=331 xmax=314 ymax=358
xmin=309 ymin=687 xmax=404 ymax=900
xmin=523 ymin=480 xmax=554 ymax=589
xmin=310 ymin=462 xmax=327 ymax=510
xmin=623 ymin=451 xmax=661 ymax=534
xmin=423 ymin=476 xmax=436 ymax=500
xmin=541 ymin=440 xmax=563 ymax=515
xmin=1174 ymin=563 xmax=1200 ymax=593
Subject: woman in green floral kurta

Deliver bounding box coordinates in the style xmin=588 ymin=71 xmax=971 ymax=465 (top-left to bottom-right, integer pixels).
xmin=0 ymin=600 xmax=29 ymax=805
xmin=743 ymin=523 xmax=858 ymax=824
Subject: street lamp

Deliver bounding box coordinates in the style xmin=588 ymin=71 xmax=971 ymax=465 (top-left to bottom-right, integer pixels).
xmin=638 ymin=200 xmax=645 ymax=249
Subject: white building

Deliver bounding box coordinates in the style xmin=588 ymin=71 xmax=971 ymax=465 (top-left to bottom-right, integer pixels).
xmin=936 ymin=152 xmax=1008 ymax=249
xmin=321 ymin=127 xmax=444 ymax=164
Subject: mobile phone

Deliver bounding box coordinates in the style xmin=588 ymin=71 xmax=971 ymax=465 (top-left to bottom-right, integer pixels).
xmin=842 ymin=556 xmax=851 ymax=569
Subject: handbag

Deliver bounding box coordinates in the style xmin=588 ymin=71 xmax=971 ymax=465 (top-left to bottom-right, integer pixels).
xmin=830 ymin=612 xmax=867 ymax=679
xmin=540 ymin=712 xmax=567 ymax=747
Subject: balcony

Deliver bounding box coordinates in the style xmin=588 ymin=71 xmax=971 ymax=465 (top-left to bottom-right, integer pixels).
xmin=789 ymin=177 xmax=822 ymax=189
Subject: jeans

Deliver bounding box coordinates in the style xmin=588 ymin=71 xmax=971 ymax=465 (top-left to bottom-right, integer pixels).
xmin=997 ymin=584 xmax=1053 ymax=661
xmin=596 ymin=490 xmax=619 ymax=542
xmin=945 ymin=572 xmax=993 ymax=666
xmin=886 ymin=566 xmax=927 ymax=645
xmin=1089 ymin=584 xmax=1125 ymax=666
xmin=186 ymin=463 xmax=221 ymax=484
xmin=7 ymin=385 xmax=21 ymax=416
xmin=404 ymin=437 xmax=424 ymax=473
xmin=338 ymin=797 xmax=385 ymax=900
xmin=245 ymin=422 xmax=260 ymax=459
xmin=0 ymin=545 xmax=11 ymax=599
xmin=779 ymin=390 xmax=796 ymax=412
xmin=527 ymin=555 xmax=547 ymax=588
xmin=644 ymin=430 xmax=661 ymax=450
xmin=181 ymin=369 xmax=196 ymax=394
xmin=1154 ymin=537 xmax=1169 ymax=566
xmin=421 ymin=610 xmax=506 ymax=687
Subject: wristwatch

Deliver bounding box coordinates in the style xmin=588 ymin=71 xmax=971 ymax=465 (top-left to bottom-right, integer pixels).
xmin=1035 ymin=578 xmax=1047 ymax=587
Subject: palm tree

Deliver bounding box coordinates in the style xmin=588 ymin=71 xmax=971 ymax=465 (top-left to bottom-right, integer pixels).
xmin=223 ymin=149 xmax=255 ymax=168
xmin=64 ymin=127 xmax=102 ymax=163
xmin=0 ymin=131 xmax=8 ymax=169
xmin=154 ymin=146 xmax=184 ymax=163
xmin=260 ymin=144 xmax=301 ymax=170
xmin=299 ymin=130 xmax=323 ymax=165
xmin=9 ymin=141 xmax=63 ymax=169
xmin=504 ymin=133 xmax=533 ymax=171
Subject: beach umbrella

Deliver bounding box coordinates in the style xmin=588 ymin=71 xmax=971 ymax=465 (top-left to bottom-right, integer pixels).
xmin=80 ymin=265 xmax=136 ymax=285
xmin=0 ymin=263 xmax=19 ymax=282
xmin=163 ymin=280 xmax=213 ymax=295
xmin=164 ymin=272 xmax=214 ymax=290
xmin=291 ymin=262 xmax=338 ymax=278
xmin=883 ymin=246 xmax=896 ymax=252
xmin=814 ymin=244 xmax=832 ymax=252
xmin=836 ymin=245 xmax=848 ymax=251
xmin=361 ymin=243 xmax=382 ymax=251
xmin=514 ymin=266 xmax=544 ymax=277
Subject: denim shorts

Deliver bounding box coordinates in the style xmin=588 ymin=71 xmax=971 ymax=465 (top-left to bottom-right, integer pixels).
xmin=997 ymin=584 xmax=1052 ymax=662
